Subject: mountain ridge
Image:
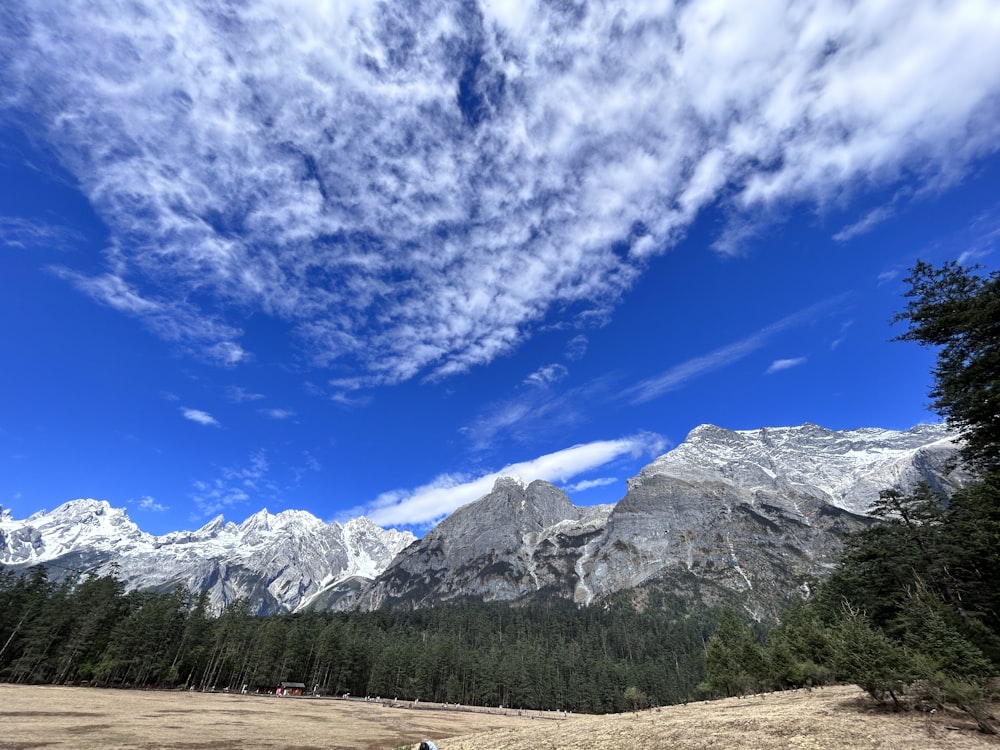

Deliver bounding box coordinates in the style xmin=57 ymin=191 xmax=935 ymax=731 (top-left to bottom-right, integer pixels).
xmin=0 ymin=422 xmax=967 ymax=617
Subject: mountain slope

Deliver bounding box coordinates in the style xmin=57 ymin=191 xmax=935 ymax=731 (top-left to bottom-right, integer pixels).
xmin=0 ymin=502 xmax=414 ymax=614
xmin=348 ymin=423 xmax=966 ymax=617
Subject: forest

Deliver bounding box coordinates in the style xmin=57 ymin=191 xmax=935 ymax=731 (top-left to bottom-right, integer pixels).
xmin=0 ymin=571 xmax=717 ymax=713
xmin=1 ymin=261 xmax=998 ymax=729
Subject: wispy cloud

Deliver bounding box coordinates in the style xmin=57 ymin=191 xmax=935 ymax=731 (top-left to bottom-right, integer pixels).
xmin=362 ymin=433 xmax=665 ymax=527
xmin=565 ymin=335 xmax=589 ymax=362
xmin=524 ymin=364 xmax=568 ymax=388
xmin=877 ymin=269 xmax=902 ymax=286
xmin=259 ymin=408 xmax=295 ymax=420
xmin=4 ymin=2 xmax=999 ymax=382
xmin=226 ymin=386 xmax=265 ymax=403
xmin=54 ymin=267 xmax=245 ymax=365
xmin=623 ymin=296 xmax=845 ymax=404
xmin=833 ymin=205 xmax=896 ymax=243
xmin=190 ymin=451 xmax=273 ymax=518
xmin=460 ymin=374 xmax=616 ymax=453
xmin=564 ymin=477 xmax=618 ymax=493
xmin=0 ymin=216 xmax=82 ymax=251
xmin=765 ymin=357 xmax=807 ymax=375
xmin=831 ymin=320 xmax=854 ymax=350
xmin=204 ymin=342 xmax=250 ymax=367
xmin=181 ymin=408 xmax=220 ymax=427
xmin=133 ymin=495 xmax=167 ymax=512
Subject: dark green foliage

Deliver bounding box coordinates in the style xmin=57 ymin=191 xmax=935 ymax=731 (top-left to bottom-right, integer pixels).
xmin=761 ymin=601 xmax=834 ymax=689
xmin=699 ymin=608 xmax=768 ymax=697
xmin=831 ymin=605 xmax=915 ymax=708
xmin=894 ymin=588 xmax=996 ymax=733
xmin=893 ymin=260 xmax=1000 ymax=474
xmin=0 ymin=566 xmax=717 ymax=713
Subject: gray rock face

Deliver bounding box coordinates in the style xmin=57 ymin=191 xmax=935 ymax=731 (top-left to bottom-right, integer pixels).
xmin=346 ymin=423 xmax=967 ymax=618
xmin=347 ymin=477 xmax=612 ymax=609
xmin=574 ymin=423 xmax=967 ymax=617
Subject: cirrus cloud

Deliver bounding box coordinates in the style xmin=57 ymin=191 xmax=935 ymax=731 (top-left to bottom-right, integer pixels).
xmin=181 ymin=407 xmax=220 ymax=427
xmin=3 ymin=0 xmax=999 ymax=385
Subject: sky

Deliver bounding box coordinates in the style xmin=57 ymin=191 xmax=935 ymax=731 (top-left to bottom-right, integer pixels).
xmin=2 ymin=0 xmax=999 ymax=536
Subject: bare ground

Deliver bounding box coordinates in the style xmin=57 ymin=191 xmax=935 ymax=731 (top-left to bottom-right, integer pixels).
xmin=440 ymin=686 xmax=1000 ymax=750
xmin=0 ymin=685 xmax=540 ymax=750
xmin=0 ymin=684 xmax=996 ymax=750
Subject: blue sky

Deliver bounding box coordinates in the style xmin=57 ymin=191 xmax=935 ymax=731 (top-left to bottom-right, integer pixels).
xmin=2 ymin=1 xmax=999 ymax=535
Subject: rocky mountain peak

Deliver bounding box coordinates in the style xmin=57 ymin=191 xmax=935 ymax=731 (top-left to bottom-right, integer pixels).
xmin=0 ymin=422 xmax=967 ymax=618
xmin=635 ymin=422 xmax=961 ymax=515
xmin=1 ymin=502 xmax=415 ymax=615
xmin=492 ymin=475 xmax=526 ymax=492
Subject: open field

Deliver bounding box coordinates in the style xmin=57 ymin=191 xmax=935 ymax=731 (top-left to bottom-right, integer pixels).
xmin=0 ymin=685 xmax=549 ymax=750
xmin=441 ymin=686 xmax=1000 ymax=750
xmin=0 ymin=684 xmax=996 ymax=750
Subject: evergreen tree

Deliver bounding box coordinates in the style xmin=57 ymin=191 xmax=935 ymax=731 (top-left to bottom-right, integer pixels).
xmin=699 ymin=608 xmax=767 ymax=697
xmin=893 ymin=260 xmax=1000 ymax=473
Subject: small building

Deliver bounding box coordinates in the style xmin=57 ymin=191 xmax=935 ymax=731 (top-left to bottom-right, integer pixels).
xmin=278 ymin=681 xmax=306 ymax=697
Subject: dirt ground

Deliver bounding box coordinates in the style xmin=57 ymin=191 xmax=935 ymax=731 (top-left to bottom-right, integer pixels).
xmin=440 ymin=686 xmax=1000 ymax=750
xmin=0 ymin=684 xmax=996 ymax=750
xmin=0 ymin=685 xmax=547 ymax=750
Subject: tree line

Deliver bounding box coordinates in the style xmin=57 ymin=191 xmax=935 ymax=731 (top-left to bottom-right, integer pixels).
xmin=0 ymin=568 xmax=717 ymax=713
xmin=700 ymin=261 xmax=1000 ymax=733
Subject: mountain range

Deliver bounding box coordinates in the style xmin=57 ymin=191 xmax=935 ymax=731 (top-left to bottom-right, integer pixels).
xmin=0 ymin=423 xmax=967 ymax=617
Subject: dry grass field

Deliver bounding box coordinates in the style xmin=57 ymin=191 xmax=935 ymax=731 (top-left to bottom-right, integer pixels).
xmin=442 ymin=686 xmax=1000 ymax=750
xmin=0 ymin=684 xmax=996 ymax=750
xmin=0 ymin=685 xmax=542 ymax=750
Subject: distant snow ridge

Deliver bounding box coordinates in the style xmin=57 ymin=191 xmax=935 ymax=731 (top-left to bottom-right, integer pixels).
xmin=635 ymin=423 xmax=965 ymax=515
xmin=0 ymin=502 xmax=414 ymax=615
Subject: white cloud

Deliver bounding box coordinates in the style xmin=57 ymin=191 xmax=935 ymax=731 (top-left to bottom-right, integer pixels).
xmin=363 ymin=433 xmax=665 ymax=527
xmin=564 ymin=335 xmax=588 ymax=361
xmin=564 ymin=476 xmax=618 ymax=493
xmin=226 ymin=386 xmax=265 ymax=403
xmin=4 ymin=1 xmax=999 ymax=381
xmin=134 ymin=495 xmax=167 ymax=512
xmin=54 ymin=268 xmax=242 ymax=361
xmin=831 ymin=320 xmax=853 ymax=350
xmin=877 ymin=269 xmax=902 ymax=286
xmin=459 ymin=373 xmax=616 ymax=453
xmin=205 ymin=341 xmax=251 ymax=367
xmin=190 ymin=450 xmax=273 ymax=517
xmin=524 ymin=364 xmax=568 ymax=388
xmin=181 ymin=407 xmax=220 ymax=427
xmin=0 ymin=216 xmax=82 ymax=251
xmin=765 ymin=357 xmax=807 ymax=375
xmin=833 ymin=205 xmax=895 ymax=243
xmin=259 ymin=408 xmax=295 ymax=420
xmin=624 ymin=295 xmax=845 ymax=404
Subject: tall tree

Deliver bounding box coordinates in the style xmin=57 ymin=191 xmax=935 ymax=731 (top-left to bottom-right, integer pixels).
xmin=893 ymin=260 xmax=1000 ymax=473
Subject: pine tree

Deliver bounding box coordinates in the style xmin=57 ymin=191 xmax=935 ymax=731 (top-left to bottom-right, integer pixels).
xmin=893 ymin=260 xmax=1000 ymax=473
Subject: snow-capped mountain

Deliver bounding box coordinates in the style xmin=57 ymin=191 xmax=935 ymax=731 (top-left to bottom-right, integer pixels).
xmin=0 ymin=423 xmax=967 ymax=619
xmin=346 ymin=423 xmax=967 ymax=618
xmin=0 ymin=502 xmax=414 ymax=615
xmin=635 ymin=423 xmax=966 ymax=515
